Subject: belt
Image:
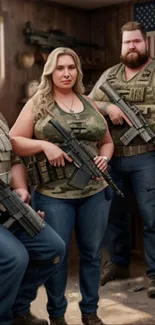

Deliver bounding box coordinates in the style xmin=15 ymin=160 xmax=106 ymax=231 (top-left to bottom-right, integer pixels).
xmin=114 ymin=144 xmax=155 ymax=157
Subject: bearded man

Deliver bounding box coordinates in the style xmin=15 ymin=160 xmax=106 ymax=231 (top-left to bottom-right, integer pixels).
xmin=89 ymin=21 xmax=155 ymax=298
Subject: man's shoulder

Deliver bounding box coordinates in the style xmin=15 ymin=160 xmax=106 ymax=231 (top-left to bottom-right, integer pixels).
xmin=147 ymin=59 xmax=155 ymax=71
xmin=93 ymin=63 xmax=121 ymax=83
xmin=106 ymin=62 xmax=123 ymax=75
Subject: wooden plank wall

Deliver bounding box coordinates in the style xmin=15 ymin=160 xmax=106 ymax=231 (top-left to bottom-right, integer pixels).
xmin=0 ymin=0 xmax=148 ymax=125
xmin=89 ymin=0 xmax=151 ymax=84
xmin=89 ymin=2 xmax=134 ymax=84
xmin=0 ymin=0 xmax=90 ymax=125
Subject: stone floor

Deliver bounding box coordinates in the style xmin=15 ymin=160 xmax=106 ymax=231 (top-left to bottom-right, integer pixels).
xmin=31 ymin=255 xmax=155 ymax=325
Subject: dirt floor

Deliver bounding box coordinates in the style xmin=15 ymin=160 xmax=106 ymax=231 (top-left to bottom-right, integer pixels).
xmin=31 ymin=254 xmax=155 ymax=325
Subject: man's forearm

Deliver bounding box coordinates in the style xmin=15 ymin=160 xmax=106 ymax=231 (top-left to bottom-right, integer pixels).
xmin=11 ymin=163 xmax=28 ymax=190
xmin=99 ymin=142 xmax=114 ymax=161
xmin=94 ymin=101 xmax=110 ymax=116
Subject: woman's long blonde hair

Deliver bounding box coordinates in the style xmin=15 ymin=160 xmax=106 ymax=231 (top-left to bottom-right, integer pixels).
xmin=33 ymin=47 xmax=85 ymax=119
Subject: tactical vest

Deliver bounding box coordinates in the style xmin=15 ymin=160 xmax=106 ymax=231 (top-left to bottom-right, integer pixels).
xmin=105 ymin=60 xmax=155 ymax=146
xmin=0 ymin=113 xmax=11 ymax=184
xmin=24 ymin=94 xmax=108 ymax=199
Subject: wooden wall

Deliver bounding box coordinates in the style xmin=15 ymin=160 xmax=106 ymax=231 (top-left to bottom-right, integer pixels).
xmin=0 ymin=0 xmax=146 ymax=256
xmin=89 ymin=2 xmax=134 ymax=84
xmin=0 ymin=0 xmax=90 ymax=125
xmin=0 ymin=0 xmax=147 ymax=125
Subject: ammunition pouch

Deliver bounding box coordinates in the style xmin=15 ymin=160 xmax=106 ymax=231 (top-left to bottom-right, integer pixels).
xmin=22 ymin=152 xmax=75 ymax=186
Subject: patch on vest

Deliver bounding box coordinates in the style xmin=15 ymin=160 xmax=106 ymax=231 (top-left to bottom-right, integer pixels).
xmin=129 ymin=88 xmax=145 ymax=102
xmin=139 ymin=69 xmax=151 ymax=81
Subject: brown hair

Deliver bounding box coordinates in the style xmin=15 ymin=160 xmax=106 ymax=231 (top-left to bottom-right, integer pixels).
xmin=121 ymin=21 xmax=147 ymax=40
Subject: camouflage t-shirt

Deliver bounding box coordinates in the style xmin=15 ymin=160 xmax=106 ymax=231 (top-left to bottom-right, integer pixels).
xmin=34 ymin=94 xmax=108 ymax=199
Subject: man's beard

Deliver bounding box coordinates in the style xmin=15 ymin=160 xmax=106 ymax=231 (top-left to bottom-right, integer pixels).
xmin=120 ymin=49 xmax=149 ymax=69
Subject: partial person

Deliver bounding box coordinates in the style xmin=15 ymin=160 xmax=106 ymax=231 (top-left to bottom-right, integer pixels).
xmin=89 ymin=21 xmax=155 ymax=298
xmin=0 ymin=113 xmax=65 ymax=325
xmin=9 ymin=47 xmax=114 ymax=325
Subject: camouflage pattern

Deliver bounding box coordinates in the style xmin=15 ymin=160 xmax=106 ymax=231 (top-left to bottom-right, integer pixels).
xmin=90 ymin=60 xmax=155 ymax=146
xmin=33 ymin=94 xmax=108 ymax=199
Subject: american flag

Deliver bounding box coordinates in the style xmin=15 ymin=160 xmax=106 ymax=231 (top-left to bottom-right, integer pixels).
xmin=134 ymin=1 xmax=155 ymax=58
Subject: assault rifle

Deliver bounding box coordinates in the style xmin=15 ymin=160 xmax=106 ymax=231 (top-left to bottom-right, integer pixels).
xmin=23 ymin=21 xmax=103 ymax=52
xmin=48 ymin=119 xmax=124 ymax=198
xmin=0 ymin=179 xmax=45 ymax=236
xmin=99 ymin=81 xmax=155 ymax=146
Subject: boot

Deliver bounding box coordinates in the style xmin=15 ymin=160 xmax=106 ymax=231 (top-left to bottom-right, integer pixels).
xmin=101 ymin=261 xmax=129 ymax=286
xmin=82 ymin=313 xmax=105 ymax=325
xmin=147 ymin=276 xmax=155 ymax=298
xmin=12 ymin=312 xmax=48 ymax=325
xmin=50 ymin=315 xmax=68 ymax=325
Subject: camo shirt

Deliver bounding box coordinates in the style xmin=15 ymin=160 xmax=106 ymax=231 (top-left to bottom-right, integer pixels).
xmin=34 ymin=94 xmax=108 ymax=199
xmin=90 ymin=60 xmax=155 ymax=146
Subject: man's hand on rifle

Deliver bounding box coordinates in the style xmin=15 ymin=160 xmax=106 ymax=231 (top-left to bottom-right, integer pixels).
xmin=14 ymin=188 xmax=45 ymax=219
xmin=106 ymin=104 xmax=132 ymax=126
xmin=15 ymin=188 xmax=31 ymax=204
xmin=36 ymin=210 xmax=45 ymax=219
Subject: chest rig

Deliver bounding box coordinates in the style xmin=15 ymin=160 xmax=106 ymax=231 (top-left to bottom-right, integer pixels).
xmin=105 ymin=61 xmax=155 ymax=146
xmin=107 ymin=61 xmax=155 ymax=104
xmin=25 ymin=95 xmax=107 ymax=187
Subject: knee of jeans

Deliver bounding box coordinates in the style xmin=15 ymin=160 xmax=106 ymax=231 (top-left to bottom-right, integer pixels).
xmin=11 ymin=246 xmax=29 ymax=273
xmin=79 ymin=243 xmax=101 ymax=261
xmin=144 ymin=218 xmax=155 ymax=231
xmin=54 ymin=237 xmax=66 ymax=265
xmin=40 ymin=237 xmax=66 ymax=266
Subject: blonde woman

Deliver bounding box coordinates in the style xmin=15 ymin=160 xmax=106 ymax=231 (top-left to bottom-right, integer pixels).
xmin=10 ymin=47 xmax=114 ymax=325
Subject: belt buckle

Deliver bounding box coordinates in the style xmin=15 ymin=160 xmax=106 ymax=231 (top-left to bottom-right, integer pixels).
xmin=122 ymin=146 xmax=133 ymax=156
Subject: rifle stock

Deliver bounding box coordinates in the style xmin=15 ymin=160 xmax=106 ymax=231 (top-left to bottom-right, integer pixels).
xmin=23 ymin=21 xmax=103 ymax=52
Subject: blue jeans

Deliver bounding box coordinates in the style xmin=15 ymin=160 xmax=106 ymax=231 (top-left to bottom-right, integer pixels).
xmin=0 ymin=221 xmax=65 ymax=325
xmin=104 ymin=151 xmax=155 ymax=276
xmin=31 ymin=189 xmax=112 ymax=317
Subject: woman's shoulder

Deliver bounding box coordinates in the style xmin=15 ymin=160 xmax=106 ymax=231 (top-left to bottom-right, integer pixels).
xmin=23 ymin=98 xmax=34 ymax=110
xmin=80 ymin=94 xmax=99 ymax=111
xmin=80 ymin=94 xmax=107 ymax=125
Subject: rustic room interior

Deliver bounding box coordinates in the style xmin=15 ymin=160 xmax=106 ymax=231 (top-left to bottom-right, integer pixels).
xmin=0 ymin=0 xmax=148 ymax=263
xmin=0 ymin=1 xmax=154 ymax=322
xmin=0 ymin=0 xmax=136 ymax=125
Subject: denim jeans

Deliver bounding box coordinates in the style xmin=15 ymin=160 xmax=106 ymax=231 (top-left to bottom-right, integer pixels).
xmin=0 ymin=221 xmax=65 ymax=325
xmin=31 ymin=189 xmax=112 ymax=317
xmin=104 ymin=151 xmax=155 ymax=277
